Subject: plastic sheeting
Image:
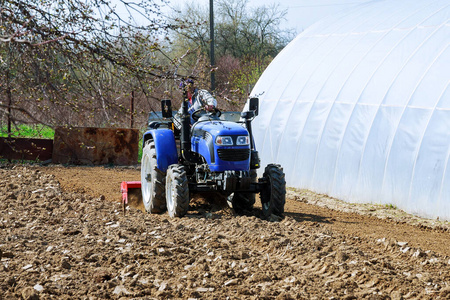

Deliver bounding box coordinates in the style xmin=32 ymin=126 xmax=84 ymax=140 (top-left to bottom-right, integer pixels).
xmin=250 ymin=0 xmax=450 ymax=220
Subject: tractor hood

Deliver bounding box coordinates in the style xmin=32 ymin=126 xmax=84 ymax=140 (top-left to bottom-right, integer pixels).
xmin=192 ymin=120 xmax=248 ymax=137
xmin=191 ymin=120 xmax=251 ymax=172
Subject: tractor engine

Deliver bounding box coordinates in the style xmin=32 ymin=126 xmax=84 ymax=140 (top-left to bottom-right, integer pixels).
xmin=193 ymin=163 xmax=253 ymax=192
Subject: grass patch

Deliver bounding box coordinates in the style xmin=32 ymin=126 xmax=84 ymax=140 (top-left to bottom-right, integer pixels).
xmin=0 ymin=124 xmax=54 ymax=139
xmin=385 ymin=203 xmax=397 ymax=209
xmin=138 ymin=139 xmax=143 ymax=163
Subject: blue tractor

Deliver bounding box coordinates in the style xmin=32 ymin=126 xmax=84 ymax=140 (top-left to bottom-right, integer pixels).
xmin=140 ymin=95 xmax=286 ymax=218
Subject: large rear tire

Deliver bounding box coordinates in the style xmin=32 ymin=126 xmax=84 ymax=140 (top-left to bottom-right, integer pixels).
xmin=141 ymin=141 xmax=166 ymax=213
xmin=230 ymin=170 xmax=257 ymax=213
xmin=166 ymin=164 xmax=190 ymax=218
xmin=260 ymin=164 xmax=286 ymax=218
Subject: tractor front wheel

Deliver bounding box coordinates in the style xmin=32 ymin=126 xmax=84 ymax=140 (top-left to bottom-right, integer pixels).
xmin=260 ymin=164 xmax=286 ymax=219
xmin=166 ymin=164 xmax=190 ymax=218
xmin=141 ymin=141 xmax=166 ymax=213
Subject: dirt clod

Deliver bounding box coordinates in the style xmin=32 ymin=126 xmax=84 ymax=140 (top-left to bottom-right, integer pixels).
xmin=21 ymin=287 xmax=39 ymax=300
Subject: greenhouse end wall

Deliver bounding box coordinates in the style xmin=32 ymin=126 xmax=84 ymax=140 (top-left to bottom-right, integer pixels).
xmin=250 ymin=0 xmax=450 ymax=220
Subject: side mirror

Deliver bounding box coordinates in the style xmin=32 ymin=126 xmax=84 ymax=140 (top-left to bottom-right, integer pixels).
xmin=161 ymin=99 xmax=172 ymax=118
xmin=249 ymin=97 xmax=259 ymax=116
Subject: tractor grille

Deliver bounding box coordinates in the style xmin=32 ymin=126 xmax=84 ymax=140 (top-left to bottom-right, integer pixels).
xmin=203 ymin=131 xmax=213 ymax=143
xmin=217 ymin=149 xmax=250 ymax=161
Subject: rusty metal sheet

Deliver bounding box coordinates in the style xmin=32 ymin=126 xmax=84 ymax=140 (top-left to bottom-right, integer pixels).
xmin=0 ymin=137 xmax=53 ymax=161
xmin=52 ymin=127 xmax=139 ymax=165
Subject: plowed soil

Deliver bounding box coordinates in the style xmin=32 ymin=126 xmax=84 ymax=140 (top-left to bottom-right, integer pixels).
xmin=1 ymin=164 xmax=449 ymax=299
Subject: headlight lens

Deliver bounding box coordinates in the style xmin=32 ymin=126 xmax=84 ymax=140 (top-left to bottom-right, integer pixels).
xmin=236 ymin=136 xmax=249 ymax=145
xmin=216 ymin=136 xmax=233 ymax=146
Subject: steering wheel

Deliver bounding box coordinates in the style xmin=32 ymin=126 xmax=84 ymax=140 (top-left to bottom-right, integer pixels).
xmin=192 ymin=107 xmax=222 ymax=121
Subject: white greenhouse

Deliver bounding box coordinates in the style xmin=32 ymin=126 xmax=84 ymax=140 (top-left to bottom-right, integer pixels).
xmin=250 ymin=0 xmax=450 ymax=220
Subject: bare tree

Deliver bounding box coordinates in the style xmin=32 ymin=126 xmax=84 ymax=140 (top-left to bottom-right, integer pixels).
xmin=169 ymin=0 xmax=295 ymax=107
xmin=0 ymin=0 xmax=187 ymax=129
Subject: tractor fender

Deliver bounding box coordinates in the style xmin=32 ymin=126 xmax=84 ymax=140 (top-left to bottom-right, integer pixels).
xmin=142 ymin=129 xmax=178 ymax=172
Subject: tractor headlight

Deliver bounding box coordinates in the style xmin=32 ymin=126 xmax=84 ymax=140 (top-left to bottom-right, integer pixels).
xmin=216 ymin=136 xmax=233 ymax=146
xmin=236 ymin=136 xmax=249 ymax=145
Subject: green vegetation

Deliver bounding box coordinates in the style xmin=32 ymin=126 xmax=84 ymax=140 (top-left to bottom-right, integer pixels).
xmin=385 ymin=203 xmax=397 ymax=210
xmin=0 ymin=124 xmax=54 ymax=139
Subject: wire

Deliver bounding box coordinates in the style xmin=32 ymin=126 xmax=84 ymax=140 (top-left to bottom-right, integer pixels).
xmin=289 ymin=2 xmax=369 ymax=8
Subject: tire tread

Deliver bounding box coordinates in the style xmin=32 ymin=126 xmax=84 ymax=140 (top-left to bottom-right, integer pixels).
xmin=166 ymin=164 xmax=189 ymax=218
xmin=141 ymin=141 xmax=166 ymax=213
xmin=261 ymin=164 xmax=286 ymax=218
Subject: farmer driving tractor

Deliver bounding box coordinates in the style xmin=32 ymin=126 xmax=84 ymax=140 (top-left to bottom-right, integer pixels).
xmin=174 ymin=78 xmax=217 ymax=128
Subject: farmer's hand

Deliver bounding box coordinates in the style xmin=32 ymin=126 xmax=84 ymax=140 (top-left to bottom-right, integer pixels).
xmin=205 ymin=105 xmax=215 ymax=112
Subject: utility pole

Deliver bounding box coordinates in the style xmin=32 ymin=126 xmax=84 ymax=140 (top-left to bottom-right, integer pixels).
xmin=210 ymin=0 xmax=215 ymax=91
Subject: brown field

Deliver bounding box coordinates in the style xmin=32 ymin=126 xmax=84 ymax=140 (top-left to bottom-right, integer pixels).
xmin=1 ymin=165 xmax=449 ymax=299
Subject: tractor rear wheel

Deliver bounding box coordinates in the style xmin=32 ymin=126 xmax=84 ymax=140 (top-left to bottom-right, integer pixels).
xmin=230 ymin=170 xmax=257 ymax=213
xmin=260 ymin=164 xmax=286 ymax=219
xmin=141 ymin=141 xmax=166 ymax=213
xmin=166 ymin=164 xmax=190 ymax=218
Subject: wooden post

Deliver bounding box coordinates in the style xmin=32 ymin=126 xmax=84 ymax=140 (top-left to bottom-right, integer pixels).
xmin=6 ymin=69 xmax=12 ymax=138
xmin=130 ymin=91 xmax=135 ymax=128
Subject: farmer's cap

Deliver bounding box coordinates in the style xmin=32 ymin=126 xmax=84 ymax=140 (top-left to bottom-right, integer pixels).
xmin=179 ymin=78 xmax=194 ymax=89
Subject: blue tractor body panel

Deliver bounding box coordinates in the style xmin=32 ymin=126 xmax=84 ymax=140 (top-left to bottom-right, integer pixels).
xmin=142 ymin=129 xmax=178 ymax=172
xmin=191 ymin=121 xmax=250 ymax=172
